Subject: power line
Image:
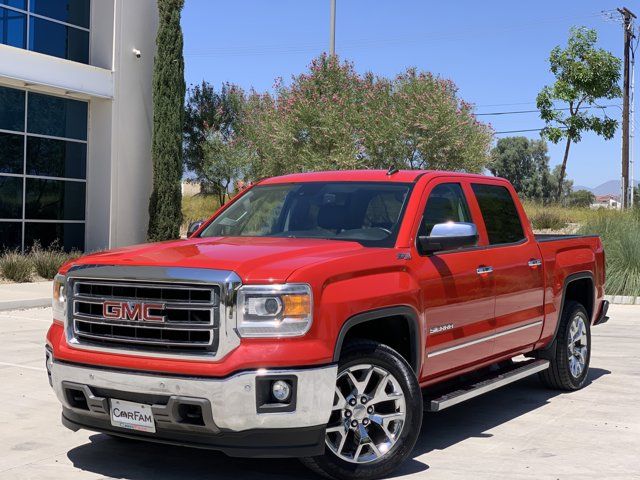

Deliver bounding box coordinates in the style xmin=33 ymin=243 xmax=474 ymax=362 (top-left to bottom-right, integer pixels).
xmin=494 ymin=128 xmax=548 ymax=135
xmin=476 ymin=104 xmax=621 ymax=116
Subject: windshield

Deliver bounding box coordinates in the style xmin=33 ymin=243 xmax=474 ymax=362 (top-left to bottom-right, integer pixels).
xmin=199 ymin=182 xmax=412 ymax=247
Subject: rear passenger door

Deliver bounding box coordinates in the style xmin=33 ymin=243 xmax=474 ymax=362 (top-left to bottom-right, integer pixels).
xmin=470 ymin=183 xmax=545 ymax=356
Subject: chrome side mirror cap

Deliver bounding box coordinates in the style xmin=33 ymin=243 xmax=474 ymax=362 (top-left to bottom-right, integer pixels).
xmin=417 ymin=222 xmax=478 ymax=255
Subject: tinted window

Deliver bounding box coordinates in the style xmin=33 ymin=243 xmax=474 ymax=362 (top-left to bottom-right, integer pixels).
xmin=0 ymin=6 xmax=26 ymax=48
xmin=1 ymin=1 xmax=27 ymax=8
xmin=27 ymin=136 xmax=86 ymax=179
xmin=25 ymin=221 xmax=84 ymax=251
xmin=0 ymin=221 xmax=21 ymax=250
xmin=0 ymin=132 xmax=24 ymax=174
xmin=29 ymin=16 xmax=89 ymax=64
xmin=200 ymin=182 xmax=411 ymax=247
xmin=30 ymin=0 xmax=90 ymax=28
xmin=27 ymin=93 xmax=88 ymax=140
xmin=0 ymin=86 xmax=25 ymax=132
xmin=0 ymin=175 xmax=23 ymax=218
xmin=420 ymin=183 xmax=471 ymax=236
xmin=472 ymin=184 xmax=525 ymax=244
xmin=25 ymin=178 xmax=85 ymax=220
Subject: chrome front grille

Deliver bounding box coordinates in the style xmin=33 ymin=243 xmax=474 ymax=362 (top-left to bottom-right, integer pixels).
xmin=70 ymin=280 xmax=220 ymax=355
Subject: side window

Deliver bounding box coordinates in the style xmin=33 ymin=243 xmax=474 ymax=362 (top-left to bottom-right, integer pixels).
xmin=419 ymin=183 xmax=471 ymax=236
xmin=471 ymin=183 xmax=525 ymax=244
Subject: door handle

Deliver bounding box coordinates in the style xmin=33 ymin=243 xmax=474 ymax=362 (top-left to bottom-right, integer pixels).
xmin=528 ymin=259 xmax=542 ymax=268
xmin=476 ymin=266 xmax=493 ymax=275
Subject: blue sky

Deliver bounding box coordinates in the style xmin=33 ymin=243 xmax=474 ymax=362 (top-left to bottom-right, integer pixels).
xmin=182 ymin=0 xmax=637 ymax=188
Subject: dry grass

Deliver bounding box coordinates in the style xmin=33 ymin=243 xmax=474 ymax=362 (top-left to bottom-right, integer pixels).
xmin=182 ymin=194 xmax=221 ymax=226
xmin=0 ymin=244 xmax=82 ymax=283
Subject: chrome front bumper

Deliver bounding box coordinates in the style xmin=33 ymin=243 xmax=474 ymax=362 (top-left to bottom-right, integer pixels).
xmin=50 ymin=359 xmax=337 ymax=432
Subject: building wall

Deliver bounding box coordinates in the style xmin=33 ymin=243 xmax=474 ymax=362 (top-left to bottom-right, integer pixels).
xmin=108 ymin=0 xmax=158 ymax=249
xmin=0 ymin=0 xmax=158 ymax=252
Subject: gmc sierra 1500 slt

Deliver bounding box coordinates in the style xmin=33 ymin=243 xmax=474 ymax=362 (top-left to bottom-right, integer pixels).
xmin=46 ymin=170 xmax=608 ymax=480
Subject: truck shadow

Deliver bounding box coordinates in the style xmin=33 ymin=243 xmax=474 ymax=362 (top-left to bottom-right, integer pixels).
xmin=66 ymin=368 xmax=609 ymax=480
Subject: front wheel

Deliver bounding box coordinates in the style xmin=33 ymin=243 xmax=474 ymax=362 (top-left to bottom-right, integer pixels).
xmin=302 ymin=341 xmax=422 ymax=480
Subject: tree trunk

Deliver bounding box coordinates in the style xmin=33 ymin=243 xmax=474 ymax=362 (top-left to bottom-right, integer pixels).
xmin=556 ymin=137 xmax=572 ymax=201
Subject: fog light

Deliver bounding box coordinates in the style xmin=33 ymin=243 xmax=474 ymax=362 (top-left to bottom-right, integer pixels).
xmin=271 ymin=380 xmax=291 ymax=402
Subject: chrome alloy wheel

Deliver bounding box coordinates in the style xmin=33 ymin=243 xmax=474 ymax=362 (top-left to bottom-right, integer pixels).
xmin=567 ymin=314 xmax=588 ymax=378
xmin=325 ymin=364 xmax=406 ymax=464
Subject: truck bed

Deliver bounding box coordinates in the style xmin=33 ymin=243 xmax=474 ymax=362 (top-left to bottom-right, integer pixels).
xmin=534 ymin=234 xmax=599 ymax=242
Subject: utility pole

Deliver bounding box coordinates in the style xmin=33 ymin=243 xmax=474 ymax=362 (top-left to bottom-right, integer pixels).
xmin=618 ymin=7 xmax=636 ymax=209
xmin=329 ymin=0 xmax=336 ymax=56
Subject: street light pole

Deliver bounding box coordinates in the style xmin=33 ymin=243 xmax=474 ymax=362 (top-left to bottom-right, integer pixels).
xmin=330 ymin=0 xmax=336 ymax=56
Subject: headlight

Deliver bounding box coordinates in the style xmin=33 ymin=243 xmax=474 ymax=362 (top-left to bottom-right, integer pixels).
xmin=236 ymin=284 xmax=312 ymax=337
xmin=52 ymin=274 xmax=67 ymax=324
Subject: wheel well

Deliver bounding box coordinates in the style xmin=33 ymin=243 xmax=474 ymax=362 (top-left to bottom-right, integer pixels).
xmin=564 ymin=277 xmax=594 ymax=320
xmin=336 ymin=314 xmax=419 ymax=373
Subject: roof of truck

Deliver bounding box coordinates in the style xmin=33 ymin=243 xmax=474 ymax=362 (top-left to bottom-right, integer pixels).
xmin=258 ymin=169 xmax=494 ymax=185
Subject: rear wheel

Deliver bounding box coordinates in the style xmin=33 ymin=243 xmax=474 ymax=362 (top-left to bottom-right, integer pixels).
xmin=302 ymin=341 xmax=422 ymax=480
xmin=539 ymin=301 xmax=591 ymax=390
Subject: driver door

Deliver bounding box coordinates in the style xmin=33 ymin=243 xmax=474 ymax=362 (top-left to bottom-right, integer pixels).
xmin=413 ymin=181 xmax=496 ymax=380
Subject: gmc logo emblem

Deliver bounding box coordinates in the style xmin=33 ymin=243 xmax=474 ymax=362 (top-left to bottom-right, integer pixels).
xmin=102 ymin=301 xmax=165 ymax=322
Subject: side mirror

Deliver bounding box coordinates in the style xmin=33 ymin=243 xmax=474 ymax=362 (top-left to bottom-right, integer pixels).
xmin=187 ymin=220 xmax=204 ymax=237
xmin=417 ymin=222 xmax=478 ymax=255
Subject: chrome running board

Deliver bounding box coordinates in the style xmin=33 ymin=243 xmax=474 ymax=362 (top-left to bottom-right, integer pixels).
xmin=427 ymin=359 xmax=550 ymax=412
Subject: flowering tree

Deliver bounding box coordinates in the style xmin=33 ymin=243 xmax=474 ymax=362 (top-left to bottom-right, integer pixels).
xmin=240 ymin=55 xmax=492 ymax=178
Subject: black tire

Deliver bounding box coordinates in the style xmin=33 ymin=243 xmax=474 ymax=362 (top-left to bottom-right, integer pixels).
xmin=539 ymin=301 xmax=591 ymax=390
xmin=301 ymin=341 xmax=422 ymax=480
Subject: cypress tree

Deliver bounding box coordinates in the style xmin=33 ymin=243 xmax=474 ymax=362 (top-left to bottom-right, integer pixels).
xmin=147 ymin=0 xmax=185 ymax=241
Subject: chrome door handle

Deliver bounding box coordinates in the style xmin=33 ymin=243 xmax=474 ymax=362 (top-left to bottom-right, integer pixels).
xmin=476 ymin=266 xmax=493 ymax=275
xmin=528 ymin=259 xmax=542 ymax=268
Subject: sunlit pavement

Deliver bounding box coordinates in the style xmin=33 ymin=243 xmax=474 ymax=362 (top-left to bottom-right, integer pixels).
xmin=1 ymin=306 xmax=638 ymax=479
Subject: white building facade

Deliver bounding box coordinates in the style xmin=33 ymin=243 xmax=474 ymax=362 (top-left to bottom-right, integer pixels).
xmin=0 ymin=0 xmax=158 ymax=252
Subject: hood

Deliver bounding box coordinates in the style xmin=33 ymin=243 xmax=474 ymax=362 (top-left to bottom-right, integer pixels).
xmin=65 ymin=237 xmax=365 ymax=283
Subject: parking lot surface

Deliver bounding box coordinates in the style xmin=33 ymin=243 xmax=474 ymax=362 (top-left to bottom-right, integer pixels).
xmin=1 ymin=305 xmax=639 ymax=479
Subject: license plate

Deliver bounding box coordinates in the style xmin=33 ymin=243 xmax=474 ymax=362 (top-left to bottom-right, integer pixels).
xmin=110 ymin=399 xmax=156 ymax=433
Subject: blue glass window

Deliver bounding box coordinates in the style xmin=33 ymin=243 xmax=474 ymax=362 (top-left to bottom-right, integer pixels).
xmin=0 ymin=132 xmax=24 ymax=174
xmin=29 ymin=16 xmax=89 ymax=64
xmin=30 ymin=0 xmax=90 ymax=29
xmin=25 ymin=178 xmax=85 ymax=220
xmin=0 ymin=221 xmax=22 ymax=250
xmin=0 ymin=175 xmax=23 ymax=219
xmin=27 ymin=136 xmax=86 ymax=179
xmin=25 ymin=222 xmax=84 ymax=251
xmin=0 ymin=5 xmax=26 ymax=48
xmin=1 ymin=1 xmax=27 ymax=9
xmin=27 ymin=92 xmax=88 ymax=141
xmin=0 ymin=86 xmax=25 ymax=132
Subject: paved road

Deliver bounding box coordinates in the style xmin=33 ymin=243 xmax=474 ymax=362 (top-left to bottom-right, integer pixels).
xmin=1 ymin=306 xmax=639 ymax=479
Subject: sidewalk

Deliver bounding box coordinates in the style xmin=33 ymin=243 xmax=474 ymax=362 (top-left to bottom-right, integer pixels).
xmin=0 ymin=281 xmax=52 ymax=311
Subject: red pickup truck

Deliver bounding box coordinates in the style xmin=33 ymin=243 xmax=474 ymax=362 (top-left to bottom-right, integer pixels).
xmin=46 ymin=170 xmax=608 ymax=480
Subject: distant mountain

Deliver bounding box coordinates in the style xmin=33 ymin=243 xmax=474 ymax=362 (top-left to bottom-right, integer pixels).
xmin=573 ymin=180 xmax=640 ymax=196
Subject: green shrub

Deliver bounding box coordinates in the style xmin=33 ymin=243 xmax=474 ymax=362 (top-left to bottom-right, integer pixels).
xmin=30 ymin=242 xmax=81 ymax=280
xmin=529 ymin=211 xmax=568 ymax=230
xmin=0 ymin=251 xmax=33 ymax=283
xmin=580 ymin=208 xmax=640 ymax=297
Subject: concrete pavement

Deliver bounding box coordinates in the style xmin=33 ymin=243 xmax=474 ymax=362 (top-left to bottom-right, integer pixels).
xmin=0 ymin=281 xmax=52 ymax=311
xmin=0 ymin=305 xmax=638 ymax=479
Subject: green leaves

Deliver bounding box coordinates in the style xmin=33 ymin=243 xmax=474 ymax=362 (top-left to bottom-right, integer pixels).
xmin=240 ymin=55 xmax=492 ymax=178
xmin=148 ymin=0 xmax=186 ymax=241
xmin=537 ymin=26 xmax=622 ymax=145
xmin=537 ymin=26 xmax=621 ymax=200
